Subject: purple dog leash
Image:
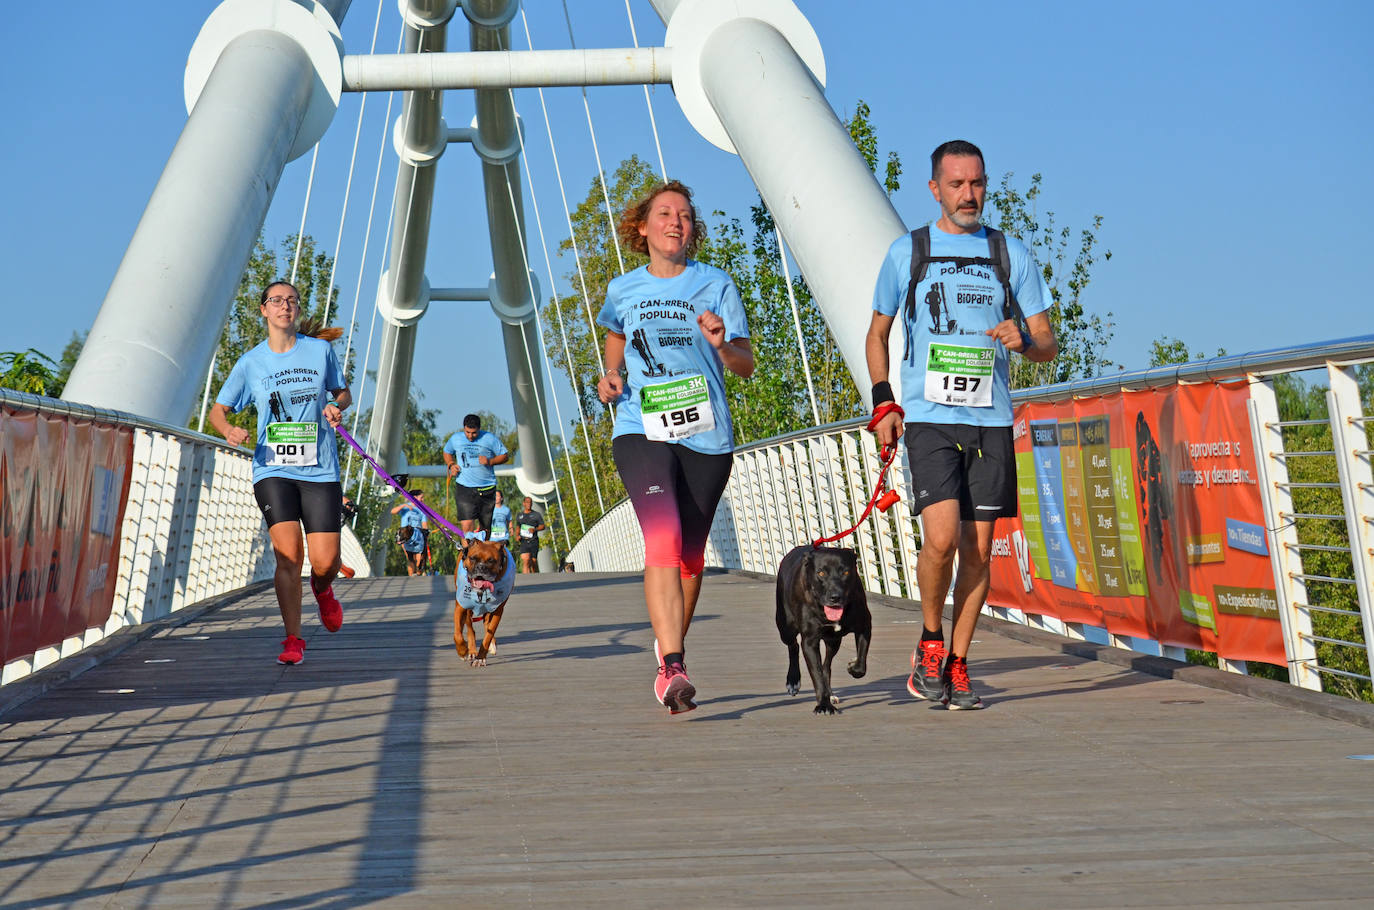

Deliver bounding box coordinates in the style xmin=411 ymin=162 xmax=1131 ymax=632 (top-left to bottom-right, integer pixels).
xmin=335 ymin=424 xmax=467 ymax=543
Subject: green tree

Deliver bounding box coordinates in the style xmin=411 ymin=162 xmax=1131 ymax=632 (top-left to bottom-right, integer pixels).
xmin=347 ymin=386 xmax=456 ymax=576
xmin=0 ymin=349 xmax=61 ymax=396
xmin=1148 ymin=335 xmax=1226 ymax=367
xmin=195 ymin=233 xmax=348 ymax=433
xmin=1268 ymin=372 xmax=1371 ymax=700
xmin=846 ymin=99 xmax=902 ymax=197
xmin=55 ymin=331 xmax=87 ymax=396
xmin=986 ymin=172 xmax=1113 ymax=389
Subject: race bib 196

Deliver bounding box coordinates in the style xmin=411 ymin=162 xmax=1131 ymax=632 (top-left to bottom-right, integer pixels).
xmin=925 ymin=343 xmax=995 ymax=407
xmin=265 ymin=421 xmax=319 ymax=467
xmin=640 ymin=373 xmax=715 ymax=441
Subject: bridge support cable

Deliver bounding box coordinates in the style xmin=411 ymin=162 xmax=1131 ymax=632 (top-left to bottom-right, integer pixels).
xmin=467 ymin=0 xmax=559 ymax=572
xmin=623 ymin=0 xmax=668 ymax=180
xmin=499 ymin=162 xmax=579 ymax=548
xmin=321 ymin=0 xmax=390 ymax=326
xmin=339 ymin=19 xmax=401 ymax=500
xmin=561 ymin=1 xmax=627 ymax=277
xmin=288 ymin=146 xmax=321 ymax=284
xmin=517 ymin=9 xmax=615 ymax=415
xmin=344 ymin=92 xmax=403 ymax=500
xmin=651 ymin=0 xmax=909 ymax=409
xmin=493 ymin=67 xmax=597 ymax=538
xmin=341 ymin=24 xmax=405 ymax=493
xmin=364 ymin=1 xmax=456 ymax=574
xmin=63 ymin=0 xmax=350 ymax=422
xmin=507 ymin=25 xmax=609 ymax=518
xmin=775 ymin=225 xmax=821 ymax=427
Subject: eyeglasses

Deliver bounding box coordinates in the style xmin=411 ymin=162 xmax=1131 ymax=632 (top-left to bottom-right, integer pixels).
xmin=264 ymin=295 xmax=300 ymax=309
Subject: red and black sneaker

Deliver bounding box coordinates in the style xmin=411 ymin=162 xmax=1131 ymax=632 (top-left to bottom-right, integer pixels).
xmin=942 ymin=656 xmax=983 ymax=710
xmin=907 ymin=638 xmax=947 ymax=701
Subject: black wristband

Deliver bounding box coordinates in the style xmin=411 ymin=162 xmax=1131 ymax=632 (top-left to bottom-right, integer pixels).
xmin=871 ymin=381 xmax=895 ymax=406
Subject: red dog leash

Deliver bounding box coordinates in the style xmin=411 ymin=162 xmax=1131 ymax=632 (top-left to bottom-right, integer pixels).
xmin=811 ymin=402 xmax=904 ymax=547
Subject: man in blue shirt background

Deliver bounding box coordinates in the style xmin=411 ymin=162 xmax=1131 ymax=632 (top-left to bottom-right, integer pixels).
xmin=442 ymin=413 xmax=510 ymax=537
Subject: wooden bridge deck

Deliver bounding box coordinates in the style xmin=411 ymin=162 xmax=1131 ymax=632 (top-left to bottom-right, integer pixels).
xmin=3 ymin=571 xmax=1373 ymax=908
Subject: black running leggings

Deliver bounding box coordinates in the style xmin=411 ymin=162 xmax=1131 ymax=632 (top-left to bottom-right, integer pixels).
xmin=613 ymin=434 xmax=733 ymax=577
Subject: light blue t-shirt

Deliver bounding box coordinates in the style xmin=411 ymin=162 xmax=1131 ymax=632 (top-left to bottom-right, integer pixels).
xmin=442 ymin=429 xmax=508 ymax=488
xmin=489 ymin=504 xmax=512 ymax=541
xmin=398 ymin=505 xmax=426 ymax=553
xmin=215 ymin=334 xmax=347 ymax=483
xmin=455 ymin=554 xmax=515 ymax=618
xmin=872 ymin=225 xmax=1051 ymax=427
xmin=596 ymin=260 xmax=750 ymax=455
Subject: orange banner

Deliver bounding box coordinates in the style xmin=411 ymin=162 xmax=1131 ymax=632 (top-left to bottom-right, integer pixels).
xmin=1 ymin=408 xmax=133 ymax=668
xmin=988 ymin=382 xmax=1283 ymax=664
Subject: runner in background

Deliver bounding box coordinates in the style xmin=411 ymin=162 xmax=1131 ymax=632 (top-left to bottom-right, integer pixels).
xmin=390 ymin=489 xmax=429 ymax=577
xmin=515 ymin=497 xmax=546 ymax=574
xmin=442 ymin=414 xmax=509 ymax=537
xmin=489 ymin=490 xmax=513 ymax=549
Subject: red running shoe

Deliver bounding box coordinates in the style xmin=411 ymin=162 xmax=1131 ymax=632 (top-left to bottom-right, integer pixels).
xmin=277 ymin=635 xmax=306 ymax=665
xmin=338 ymin=564 xmax=356 ymax=579
xmin=312 ymin=577 xmax=344 ymax=633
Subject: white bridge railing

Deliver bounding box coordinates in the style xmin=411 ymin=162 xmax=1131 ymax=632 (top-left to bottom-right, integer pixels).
xmin=568 ymin=336 xmax=1374 ymax=698
xmin=1 ymin=390 xmax=369 ymax=686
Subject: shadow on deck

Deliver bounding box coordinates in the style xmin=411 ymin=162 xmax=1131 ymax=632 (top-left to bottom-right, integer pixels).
xmin=3 ymin=571 xmax=1373 ymax=908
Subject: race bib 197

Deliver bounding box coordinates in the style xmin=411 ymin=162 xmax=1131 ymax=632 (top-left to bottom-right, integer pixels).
xmin=264 ymin=421 xmax=319 ymax=467
xmin=640 ymin=373 xmax=715 ymax=441
xmin=924 ymin=343 xmax=995 ymax=407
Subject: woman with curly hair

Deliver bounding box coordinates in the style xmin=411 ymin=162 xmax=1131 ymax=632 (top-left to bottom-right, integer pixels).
xmin=596 ymin=181 xmax=754 ymax=714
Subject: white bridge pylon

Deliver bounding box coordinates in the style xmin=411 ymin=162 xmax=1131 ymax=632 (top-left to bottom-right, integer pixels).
xmin=61 ymin=0 xmax=908 ymax=573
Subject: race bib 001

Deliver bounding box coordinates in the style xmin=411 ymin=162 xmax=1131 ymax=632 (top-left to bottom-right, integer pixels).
xmin=641 ymin=373 xmax=715 ymax=441
xmin=265 ymin=421 xmax=319 ymax=467
xmin=924 ymin=343 xmax=995 ymax=407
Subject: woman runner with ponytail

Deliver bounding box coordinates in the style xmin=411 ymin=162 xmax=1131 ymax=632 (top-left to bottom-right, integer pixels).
xmin=209 ymin=280 xmax=352 ymax=665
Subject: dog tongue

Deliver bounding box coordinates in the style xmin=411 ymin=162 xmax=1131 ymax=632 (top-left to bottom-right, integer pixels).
xmin=823 ymin=605 xmax=844 ymax=622
xmin=472 ymin=579 xmax=494 ymax=592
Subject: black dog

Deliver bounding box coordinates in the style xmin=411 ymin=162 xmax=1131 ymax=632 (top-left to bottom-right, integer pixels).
xmin=775 ymin=545 xmax=872 ymax=714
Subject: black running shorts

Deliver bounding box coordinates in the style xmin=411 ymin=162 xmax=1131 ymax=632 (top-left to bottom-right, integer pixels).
xmin=453 ymin=482 xmax=497 ymax=529
xmin=903 ymin=422 xmax=1017 ymax=521
xmin=253 ymin=477 xmax=343 ymax=533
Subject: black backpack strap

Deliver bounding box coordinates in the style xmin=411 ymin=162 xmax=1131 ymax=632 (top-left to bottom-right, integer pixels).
xmin=984 ymin=228 xmax=1025 ymax=328
xmin=902 ymin=226 xmax=931 ymax=363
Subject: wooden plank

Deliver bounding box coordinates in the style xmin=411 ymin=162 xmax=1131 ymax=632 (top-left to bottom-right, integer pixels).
xmin=2 ymin=572 xmax=1373 ymax=908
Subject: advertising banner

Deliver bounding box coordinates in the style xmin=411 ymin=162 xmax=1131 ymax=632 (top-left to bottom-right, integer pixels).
xmin=1 ymin=408 xmax=133 ymax=668
xmin=989 ymin=382 xmax=1283 ymax=664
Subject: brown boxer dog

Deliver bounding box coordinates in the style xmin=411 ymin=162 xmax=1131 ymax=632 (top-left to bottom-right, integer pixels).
xmin=453 ymin=537 xmax=515 ymax=667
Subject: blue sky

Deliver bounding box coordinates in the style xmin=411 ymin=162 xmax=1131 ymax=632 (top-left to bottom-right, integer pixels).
xmin=3 ymin=1 xmax=1371 ymax=439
